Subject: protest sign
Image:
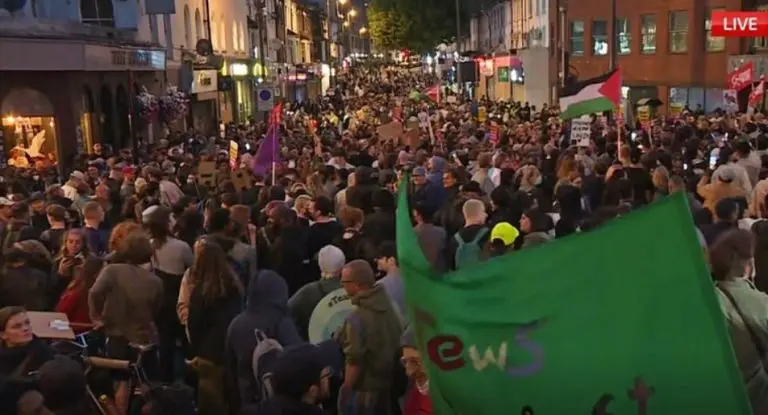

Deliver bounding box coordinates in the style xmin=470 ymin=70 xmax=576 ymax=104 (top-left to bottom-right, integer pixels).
xmin=377 ymin=121 xmax=404 ymax=142
xmin=570 ymin=117 xmax=591 ymax=147
xmin=229 ymin=140 xmax=238 ymax=170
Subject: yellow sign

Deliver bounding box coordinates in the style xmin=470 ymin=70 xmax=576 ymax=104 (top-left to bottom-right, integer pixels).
xmin=637 ymin=105 xmax=651 ymax=131
xmin=478 ymin=106 xmax=487 ymax=123
xmin=669 ymin=103 xmax=684 ymax=118
xmin=229 ymin=140 xmax=239 ymax=170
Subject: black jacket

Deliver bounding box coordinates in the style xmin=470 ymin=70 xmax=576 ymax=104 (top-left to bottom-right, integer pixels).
xmin=187 ymin=287 xmax=243 ymax=364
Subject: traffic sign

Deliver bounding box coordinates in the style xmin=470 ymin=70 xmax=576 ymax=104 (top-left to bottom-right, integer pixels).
xmin=256 ymin=86 xmax=274 ymax=111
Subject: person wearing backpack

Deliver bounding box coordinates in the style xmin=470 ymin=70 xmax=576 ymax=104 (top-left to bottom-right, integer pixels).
xmin=241 ymin=343 xmax=332 ymax=415
xmin=288 ymin=245 xmax=346 ymax=340
xmin=226 ymin=270 xmax=303 ymax=413
xmin=207 ymin=208 xmax=258 ymax=289
xmin=446 ymin=199 xmax=490 ymax=270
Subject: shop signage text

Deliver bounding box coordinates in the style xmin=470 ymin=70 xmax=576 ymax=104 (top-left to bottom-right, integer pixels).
xmin=191 ymin=70 xmax=219 ymax=94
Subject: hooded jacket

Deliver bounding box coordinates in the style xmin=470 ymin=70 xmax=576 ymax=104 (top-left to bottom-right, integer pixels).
xmin=339 ymin=285 xmax=402 ymax=391
xmin=226 ymin=270 xmax=303 ymax=410
xmin=426 ymin=157 xmax=446 ymax=187
xmin=209 ymin=234 xmax=258 ymax=286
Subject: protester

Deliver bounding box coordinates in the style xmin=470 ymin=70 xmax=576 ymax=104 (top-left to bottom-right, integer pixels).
xmin=338 ymin=260 xmax=403 ymax=415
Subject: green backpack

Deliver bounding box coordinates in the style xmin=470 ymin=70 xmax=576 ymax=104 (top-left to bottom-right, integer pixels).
xmin=454 ymin=227 xmax=489 ymax=270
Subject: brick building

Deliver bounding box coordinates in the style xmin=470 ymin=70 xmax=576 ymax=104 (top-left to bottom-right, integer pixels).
xmin=564 ymin=0 xmax=748 ymax=116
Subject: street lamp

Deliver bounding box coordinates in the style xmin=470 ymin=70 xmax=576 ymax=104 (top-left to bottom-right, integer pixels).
xmin=343 ymin=20 xmax=350 ymax=27
xmin=359 ymin=26 xmax=367 ymax=35
xmin=348 ymin=8 xmax=357 ymax=17
xmin=338 ymin=0 xmax=347 ymax=4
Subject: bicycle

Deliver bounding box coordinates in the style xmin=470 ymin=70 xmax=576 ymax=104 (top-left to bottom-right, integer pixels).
xmin=52 ymin=326 xmax=157 ymax=415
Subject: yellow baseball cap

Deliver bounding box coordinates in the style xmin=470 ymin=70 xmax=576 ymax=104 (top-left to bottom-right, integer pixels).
xmin=491 ymin=222 xmax=520 ymax=246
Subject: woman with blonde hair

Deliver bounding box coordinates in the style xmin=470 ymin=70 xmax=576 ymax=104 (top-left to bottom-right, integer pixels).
xmin=186 ymin=239 xmax=244 ymax=415
xmin=710 ymin=229 xmax=768 ymax=414
xmin=651 ymin=166 xmax=671 ymax=201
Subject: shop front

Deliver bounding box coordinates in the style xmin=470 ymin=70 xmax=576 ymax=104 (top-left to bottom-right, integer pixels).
xmin=286 ymin=71 xmax=309 ymax=103
xmin=188 ymin=69 xmax=219 ymax=134
xmin=0 ymin=37 xmax=166 ymax=172
xmin=475 ymin=57 xmax=495 ymax=101
xmin=222 ymin=61 xmax=255 ymax=124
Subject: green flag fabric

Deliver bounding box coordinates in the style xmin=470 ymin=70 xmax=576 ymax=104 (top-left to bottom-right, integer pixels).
xmin=395 ymin=188 xmax=751 ymax=414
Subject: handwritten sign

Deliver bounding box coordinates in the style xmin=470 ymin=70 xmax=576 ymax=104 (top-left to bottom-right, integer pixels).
xmin=571 ymin=117 xmax=591 ymax=147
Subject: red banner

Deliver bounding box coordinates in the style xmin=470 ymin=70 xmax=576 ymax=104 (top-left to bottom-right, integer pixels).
xmin=728 ymin=61 xmax=754 ymax=91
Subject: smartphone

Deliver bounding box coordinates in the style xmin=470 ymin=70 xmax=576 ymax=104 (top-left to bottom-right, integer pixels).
xmin=709 ymin=149 xmax=719 ymax=170
xmin=631 ymin=132 xmax=638 ymax=141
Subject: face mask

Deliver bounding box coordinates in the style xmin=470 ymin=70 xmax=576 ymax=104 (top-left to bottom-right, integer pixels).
xmin=32 ymin=176 xmax=40 ymax=181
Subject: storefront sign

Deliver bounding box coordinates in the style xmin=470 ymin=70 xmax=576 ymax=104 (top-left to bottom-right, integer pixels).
xmin=288 ymin=73 xmax=308 ymax=82
xmin=191 ymin=70 xmax=218 ymax=94
xmin=85 ymin=45 xmax=166 ymax=71
xmin=479 ymin=59 xmax=494 ymax=77
xmin=498 ymin=66 xmax=510 ymax=82
xmin=230 ymin=63 xmax=249 ymax=77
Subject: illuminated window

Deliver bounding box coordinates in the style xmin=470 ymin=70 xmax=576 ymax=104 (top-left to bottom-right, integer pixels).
xmin=641 ymin=14 xmax=656 ymax=54
xmin=592 ymin=20 xmax=608 ymax=56
xmin=669 ymin=11 xmax=688 ymax=53
xmin=570 ymin=20 xmax=584 ymax=56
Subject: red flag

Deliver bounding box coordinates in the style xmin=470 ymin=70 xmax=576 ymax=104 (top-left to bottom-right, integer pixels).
xmin=597 ymin=68 xmax=622 ymax=107
xmin=728 ymin=62 xmax=754 ymax=91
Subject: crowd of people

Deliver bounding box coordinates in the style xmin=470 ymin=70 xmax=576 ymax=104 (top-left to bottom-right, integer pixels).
xmin=0 ymin=62 xmax=767 ymax=415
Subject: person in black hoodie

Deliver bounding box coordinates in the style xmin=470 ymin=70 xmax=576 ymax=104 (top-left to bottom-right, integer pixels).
xmin=0 ymin=307 xmax=54 ymax=415
xmin=242 ymin=343 xmax=331 ymax=415
xmin=361 ymin=189 xmax=396 ymax=248
xmin=187 ymin=240 xmax=244 ymax=415
xmin=225 ymin=271 xmax=302 ymax=412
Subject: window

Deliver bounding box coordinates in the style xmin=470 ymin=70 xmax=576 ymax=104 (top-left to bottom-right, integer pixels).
xmin=616 ymin=18 xmax=630 ymax=55
xmin=592 ymin=20 xmax=608 ymax=56
xmin=194 ymin=9 xmax=202 ymax=41
xmin=570 ymin=20 xmax=584 ymax=56
xmin=80 ymin=0 xmax=115 ymax=26
xmin=640 ymin=14 xmax=656 ymax=54
xmin=183 ymin=6 xmax=192 ymax=50
xmin=219 ymin=18 xmax=227 ymax=51
xmin=232 ymin=23 xmax=239 ymax=52
xmin=669 ymin=11 xmax=688 ymax=53
xmin=705 ymin=9 xmax=725 ymax=51
xmin=149 ymin=15 xmax=159 ymax=44
xmin=753 ymin=6 xmax=768 ymax=49
xmin=163 ymin=14 xmax=174 ymax=58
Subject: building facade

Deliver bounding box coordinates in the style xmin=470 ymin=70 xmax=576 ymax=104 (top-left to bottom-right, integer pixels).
xmin=0 ymin=1 xmax=166 ymax=171
xmin=564 ymin=0 xmax=743 ymax=116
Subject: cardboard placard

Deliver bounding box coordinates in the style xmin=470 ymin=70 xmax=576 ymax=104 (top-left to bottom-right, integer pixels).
xmin=404 ymin=128 xmax=421 ymax=148
xmin=377 ymin=121 xmax=404 ymax=141
xmin=28 ymin=312 xmax=75 ymax=340
xmin=231 ymin=168 xmax=252 ymax=191
xmin=197 ymin=160 xmax=217 ymax=188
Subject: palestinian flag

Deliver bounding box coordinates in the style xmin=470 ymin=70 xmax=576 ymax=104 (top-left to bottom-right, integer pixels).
xmin=559 ymin=68 xmax=621 ymax=120
xmin=423 ymin=84 xmax=440 ymax=104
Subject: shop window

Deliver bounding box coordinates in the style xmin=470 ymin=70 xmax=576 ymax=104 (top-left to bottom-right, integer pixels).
xmin=641 ymin=14 xmax=656 ymax=54
xmin=615 ymin=18 xmax=630 ymax=55
xmin=80 ymin=86 xmax=95 ymax=155
xmin=570 ymin=20 xmax=584 ymax=56
xmin=592 ymin=20 xmax=608 ymax=56
xmin=1 ymin=88 xmax=59 ymax=169
xmin=669 ymin=87 xmax=724 ymax=112
xmin=705 ymin=8 xmax=725 ymax=52
xmin=669 ymin=11 xmax=688 ymax=53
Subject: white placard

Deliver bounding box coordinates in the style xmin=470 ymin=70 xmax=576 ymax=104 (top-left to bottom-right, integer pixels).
xmin=571 ymin=117 xmax=591 ymax=147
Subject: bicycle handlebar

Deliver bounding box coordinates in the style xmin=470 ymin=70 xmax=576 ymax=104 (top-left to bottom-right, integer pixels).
xmin=83 ymin=356 xmax=131 ymax=371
